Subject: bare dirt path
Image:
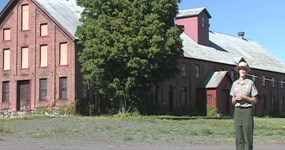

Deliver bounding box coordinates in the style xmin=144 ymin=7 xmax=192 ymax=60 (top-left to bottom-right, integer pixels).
xmin=0 ymin=137 xmax=284 ymax=150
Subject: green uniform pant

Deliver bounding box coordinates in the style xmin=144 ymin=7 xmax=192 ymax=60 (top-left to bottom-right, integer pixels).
xmin=234 ymin=107 xmax=253 ymax=150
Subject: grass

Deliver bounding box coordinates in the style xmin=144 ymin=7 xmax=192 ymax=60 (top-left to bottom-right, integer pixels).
xmin=0 ymin=115 xmax=284 ymax=144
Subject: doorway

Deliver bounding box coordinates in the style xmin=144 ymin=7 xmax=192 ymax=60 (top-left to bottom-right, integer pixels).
xmin=17 ymin=80 xmax=30 ymax=111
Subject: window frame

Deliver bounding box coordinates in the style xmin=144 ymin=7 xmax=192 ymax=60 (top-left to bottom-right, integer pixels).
xmin=40 ymin=45 xmax=48 ymax=67
xmin=181 ymin=63 xmax=187 ymax=77
xmin=21 ymin=47 xmax=29 ymax=69
xmin=39 ymin=78 xmax=48 ymax=100
xmin=3 ymin=28 xmax=11 ymax=41
xmin=194 ymin=64 xmax=200 ymax=79
xmin=2 ymin=81 xmax=10 ymax=102
xmin=21 ymin=4 xmax=29 ymax=31
xmin=59 ymin=42 xmax=68 ymax=66
xmin=59 ymin=77 xmax=67 ymax=99
xmin=40 ymin=23 xmax=48 ymax=36
xmin=3 ymin=48 xmax=10 ymax=70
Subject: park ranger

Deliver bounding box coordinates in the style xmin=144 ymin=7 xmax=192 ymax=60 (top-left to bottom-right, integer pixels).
xmin=230 ymin=60 xmax=259 ymax=150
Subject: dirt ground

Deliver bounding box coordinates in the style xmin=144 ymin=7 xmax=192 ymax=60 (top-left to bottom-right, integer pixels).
xmin=0 ymin=137 xmax=284 ymax=150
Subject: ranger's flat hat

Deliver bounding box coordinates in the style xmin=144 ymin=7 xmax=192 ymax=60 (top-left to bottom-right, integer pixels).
xmin=234 ymin=61 xmax=251 ymax=72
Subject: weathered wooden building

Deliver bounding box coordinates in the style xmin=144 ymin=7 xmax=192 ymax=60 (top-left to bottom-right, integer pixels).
xmin=154 ymin=8 xmax=285 ymax=116
xmin=1 ymin=1 xmax=285 ymax=116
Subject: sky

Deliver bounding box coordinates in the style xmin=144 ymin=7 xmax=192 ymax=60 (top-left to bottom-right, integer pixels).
xmin=0 ymin=0 xmax=284 ymax=62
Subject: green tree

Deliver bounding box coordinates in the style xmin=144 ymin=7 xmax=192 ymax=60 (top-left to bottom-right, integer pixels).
xmin=76 ymin=0 xmax=183 ymax=114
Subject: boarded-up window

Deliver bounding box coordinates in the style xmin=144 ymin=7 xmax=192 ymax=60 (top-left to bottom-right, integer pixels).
xmin=3 ymin=49 xmax=10 ymax=70
xmin=60 ymin=43 xmax=67 ymax=65
xmin=3 ymin=28 xmax=10 ymax=41
xmin=21 ymin=47 xmax=29 ymax=68
xmin=39 ymin=78 xmax=47 ymax=100
xmin=59 ymin=77 xmax=67 ymax=99
xmin=40 ymin=45 xmax=47 ymax=67
xmin=40 ymin=24 xmax=48 ymax=36
xmin=22 ymin=5 xmax=29 ymax=30
xmin=2 ymin=81 xmax=9 ymax=102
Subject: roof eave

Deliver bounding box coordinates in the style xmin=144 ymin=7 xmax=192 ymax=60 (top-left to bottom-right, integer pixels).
xmin=31 ymin=0 xmax=77 ymax=41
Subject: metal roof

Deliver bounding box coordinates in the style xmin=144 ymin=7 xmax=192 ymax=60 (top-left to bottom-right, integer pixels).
xmin=176 ymin=7 xmax=211 ymax=18
xmin=205 ymin=71 xmax=228 ymax=88
xmin=182 ymin=32 xmax=285 ymax=73
xmin=34 ymin=0 xmax=83 ymax=39
xmin=30 ymin=1 xmax=285 ymax=74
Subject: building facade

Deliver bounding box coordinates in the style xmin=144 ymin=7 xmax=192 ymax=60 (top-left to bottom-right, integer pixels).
xmin=1 ymin=1 xmax=285 ymax=116
xmin=0 ymin=0 xmax=85 ymax=111
xmin=153 ymin=8 xmax=285 ymax=116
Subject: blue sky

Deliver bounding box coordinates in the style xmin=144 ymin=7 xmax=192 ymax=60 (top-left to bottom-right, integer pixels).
xmin=1 ymin=0 xmax=284 ymax=62
xmin=179 ymin=0 xmax=285 ymax=62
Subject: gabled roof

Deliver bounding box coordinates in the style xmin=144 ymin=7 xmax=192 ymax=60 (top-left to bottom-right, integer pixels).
xmin=0 ymin=0 xmax=83 ymax=39
xmin=205 ymin=71 xmax=229 ymax=88
xmin=1 ymin=1 xmax=284 ymax=74
xmin=176 ymin=7 xmax=211 ymax=19
xmin=182 ymin=32 xmax=285 ymax=73
xmin=33 ymin=0 xmax=83 ymax=39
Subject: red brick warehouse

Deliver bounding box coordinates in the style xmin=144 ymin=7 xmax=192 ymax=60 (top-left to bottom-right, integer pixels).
xmin=1 ymin=1 xmax=285 ymax=116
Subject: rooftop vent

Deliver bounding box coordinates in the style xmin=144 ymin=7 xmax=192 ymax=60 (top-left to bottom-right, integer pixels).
xmin=238 ymin=32 xmax=245 ymax=39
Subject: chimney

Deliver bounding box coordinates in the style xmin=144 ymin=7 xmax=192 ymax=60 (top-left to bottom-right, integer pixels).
xmin=238 ymin=32 xmax=245 ymax=39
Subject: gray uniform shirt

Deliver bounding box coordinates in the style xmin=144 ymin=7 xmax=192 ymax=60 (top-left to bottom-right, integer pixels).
xmin=230 ymin=78 xmax=258 ymax=107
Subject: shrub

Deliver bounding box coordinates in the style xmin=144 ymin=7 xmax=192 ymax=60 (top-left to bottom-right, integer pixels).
xmin=207 ymin=105 xmax=218 ymax=117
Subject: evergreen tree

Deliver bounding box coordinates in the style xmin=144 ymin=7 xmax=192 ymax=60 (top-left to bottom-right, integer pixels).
xmin=76 ymin=0 xmax=183 ymax=114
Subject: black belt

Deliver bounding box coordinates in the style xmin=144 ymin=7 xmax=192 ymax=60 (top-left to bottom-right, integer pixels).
xmin=235 ymin=106 xmax=252 ymax=109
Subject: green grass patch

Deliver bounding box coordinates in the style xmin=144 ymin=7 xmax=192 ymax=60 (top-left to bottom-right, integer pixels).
xmin=1 ymin=115 xmax=285 ymax=144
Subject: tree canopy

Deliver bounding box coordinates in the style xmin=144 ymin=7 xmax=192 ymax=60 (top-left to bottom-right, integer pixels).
xmin=76 ymin=0 xmax=183 ymax=114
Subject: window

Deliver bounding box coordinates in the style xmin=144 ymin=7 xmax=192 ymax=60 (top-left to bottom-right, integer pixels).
xmin=194 ymin=65 xmax=200 ymax=78
xmin=20 ymin=81 xmax=30 ymax=99
xmin=181 ymin=63 xmax=187 ymax=77
xmin=207 ymin=94 xmax=213 ymax=101
xmin=3 ymin=28 xmax=10 ymax=41
xmin=40 ymin=23 xmax=48 ymax=36
xmin=21 ymin=5 xmax=29 ymax=30
xmin=59 ymin=77 xmax=67 ymax=99
xmin=201 ymin=17 xmax=205 ymax=29
xmin=39 ymin=78 xmax=47 ymax=100
xmin=40 ymin=45 xmax=47 ymax=67
xmin=262 ymin=75 xmax=266 ymax=86
xmin=3 ymin=49 xmax=10 ymax=70
xmin=21 ymin=47 xmax=29 ymax=68
xmin=272 ymin=77 xmax=275 ymax=88
xmin=2 ymin=81 xmax=9 ymax=102
xmin=59 ymin=43 xmax=68 ymax=65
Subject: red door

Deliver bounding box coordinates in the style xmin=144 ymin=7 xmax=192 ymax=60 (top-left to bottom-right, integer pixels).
xmin=17 ymin=80 xmax=30 ymax=111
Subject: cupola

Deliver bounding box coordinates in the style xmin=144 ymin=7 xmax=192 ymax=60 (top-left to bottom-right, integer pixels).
xmin=175 ymin=7 xmax=211 ymax=46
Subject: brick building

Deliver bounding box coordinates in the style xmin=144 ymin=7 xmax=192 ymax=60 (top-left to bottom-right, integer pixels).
xmin=0 ymin=0 xmax=86 ymax=111
xmin=1 ymin=1 xmax=285 ymax=116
